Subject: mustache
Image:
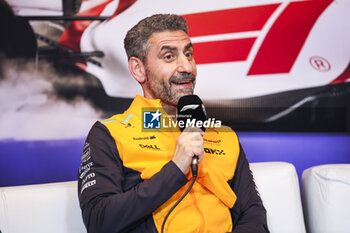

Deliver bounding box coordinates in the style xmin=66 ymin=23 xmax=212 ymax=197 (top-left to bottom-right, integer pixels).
xmin=169 ymin=73 xmax=195 ymax=83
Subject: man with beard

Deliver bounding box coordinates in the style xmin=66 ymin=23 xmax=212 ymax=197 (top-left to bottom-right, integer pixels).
xmin=78 ymin=14 xmax=269 ymax=233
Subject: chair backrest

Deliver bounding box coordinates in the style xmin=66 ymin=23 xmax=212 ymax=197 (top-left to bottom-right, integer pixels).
xmin=302 ymin=164 xmax=350 ymax=233
xmin=0 ymin=181 xmax=86 ymax=233
xmin=0 ymin=162 xmax=306 ymax=233
xmin=250 ymin=162 xmax=306 ymax=233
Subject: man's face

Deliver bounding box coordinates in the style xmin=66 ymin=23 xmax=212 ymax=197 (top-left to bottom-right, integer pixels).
xmin=143 ymin=30 xmax=197 ymax=106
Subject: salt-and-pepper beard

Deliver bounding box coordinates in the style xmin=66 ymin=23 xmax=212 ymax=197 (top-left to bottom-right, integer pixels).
xmin=145 ymin=70 xmax=196 ymax=106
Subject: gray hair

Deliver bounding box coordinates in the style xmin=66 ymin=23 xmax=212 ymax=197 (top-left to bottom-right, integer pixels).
xmin=124 ymin=14 xmax=188 ymax=63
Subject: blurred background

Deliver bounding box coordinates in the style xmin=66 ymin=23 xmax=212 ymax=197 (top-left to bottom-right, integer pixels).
xmin=0 ymin=0 xmax=349 ymax=187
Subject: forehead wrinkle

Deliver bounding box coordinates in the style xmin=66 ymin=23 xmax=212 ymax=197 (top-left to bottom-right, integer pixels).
xmin=160 ymin=45 xmax=177 ymax=52
xmin=158 ymin=41 xmax=192 ymax=55
xmin=147 ymin=31 xmax=192 ymax=58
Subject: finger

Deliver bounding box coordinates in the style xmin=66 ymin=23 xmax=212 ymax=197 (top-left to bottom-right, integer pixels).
xmin=183 ymin=132 xmax=204 ymax=141
xmin=182 ymin=140 xmax=203 ymax=150
xmin=191 ymin=145 xmax=204 ymax=158
xmin=183 ymin=126 xmax=204 ymax=133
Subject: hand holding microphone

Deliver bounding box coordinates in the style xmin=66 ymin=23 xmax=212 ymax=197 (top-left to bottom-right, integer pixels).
xmin=172 ymin=95 xmax=207 ymax=177
xmin=172 ymin=126 xmax=204 ymax=176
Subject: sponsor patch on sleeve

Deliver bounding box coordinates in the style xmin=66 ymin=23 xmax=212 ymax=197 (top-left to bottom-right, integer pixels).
xmin=81 ymin=142 xmax=91 ymax=163
xmin=79 ymin=161 xmax=93 ymax=179
xmin=80 ymin=179 xmax=96 ymax=194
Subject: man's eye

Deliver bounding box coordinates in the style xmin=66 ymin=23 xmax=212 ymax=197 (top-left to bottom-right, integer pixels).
xmin=164 ymin=54 xmax=174 ymax=61
xmin=185 ymin=52 xmax=193 ymax=59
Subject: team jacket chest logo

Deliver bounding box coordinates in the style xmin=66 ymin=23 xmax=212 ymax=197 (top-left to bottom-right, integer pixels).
xmin=204 ymin=147 xmax=226 ymax=156
xmin=139 ymin=144 xmax=161 ymax=150
xmin=133 ymin=135 xmax=156 ymax=140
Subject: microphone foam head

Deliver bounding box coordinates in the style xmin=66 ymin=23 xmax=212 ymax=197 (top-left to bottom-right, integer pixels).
xmin=177 ymin=95 xmax=207 ymax=132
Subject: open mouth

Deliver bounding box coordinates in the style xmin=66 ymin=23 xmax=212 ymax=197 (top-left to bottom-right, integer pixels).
xmin=171 ymin=79 xmax=193 ymax=86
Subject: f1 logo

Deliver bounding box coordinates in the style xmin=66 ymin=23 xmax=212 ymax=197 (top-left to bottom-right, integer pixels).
xmin=180 ymin=104 xmax=199 ymax=112
xmin=143 ymin=110 xmax=161 ymax=129
xmin=183 ymin=0 xmax=333 ymax=75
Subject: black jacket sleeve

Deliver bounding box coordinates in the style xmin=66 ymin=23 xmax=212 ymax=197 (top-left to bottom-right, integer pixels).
xmin=228 ymin=144 xmax=269 ymax=233
xmin=78 ymin=122 xmax=188 ymax=233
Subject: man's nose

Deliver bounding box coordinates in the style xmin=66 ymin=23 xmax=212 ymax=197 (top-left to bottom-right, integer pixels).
xmin=177 ymin=54 xmax=194 ymax=73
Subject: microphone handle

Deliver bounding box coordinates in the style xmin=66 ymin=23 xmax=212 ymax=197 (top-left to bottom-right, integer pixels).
xmin=191 ymin=155 xmax=199 ymax=178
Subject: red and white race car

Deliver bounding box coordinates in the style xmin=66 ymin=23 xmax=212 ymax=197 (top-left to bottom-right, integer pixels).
xmin=6 ymin=0 xmax=350 ymax=131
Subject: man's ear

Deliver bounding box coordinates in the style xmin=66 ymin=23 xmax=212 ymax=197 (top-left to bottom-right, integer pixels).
xmin=128 ymin=57 xmax=147 ymax=84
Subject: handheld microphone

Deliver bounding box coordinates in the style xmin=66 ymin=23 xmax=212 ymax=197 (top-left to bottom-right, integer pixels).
xmin=161 ymin=95 xmax=207 ymax=233
xmin=177 ymin=95 xmax=207 ymax=177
